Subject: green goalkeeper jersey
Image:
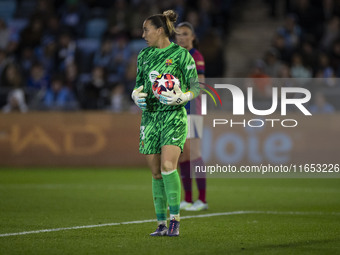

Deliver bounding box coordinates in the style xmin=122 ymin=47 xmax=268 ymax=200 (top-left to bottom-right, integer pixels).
xmin=135 ymin=42 xmax=199 ymax=112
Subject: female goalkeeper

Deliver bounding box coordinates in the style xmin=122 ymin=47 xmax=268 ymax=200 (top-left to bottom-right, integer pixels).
xmin=131 ymin=10 xmax=199 ymax=237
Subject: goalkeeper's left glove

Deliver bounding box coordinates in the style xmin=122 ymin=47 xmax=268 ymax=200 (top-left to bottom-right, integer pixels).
xmin=131 ymin=85 xmax=148 ymax=110
xmin=159 ymin=84 xmax=194 ymax=105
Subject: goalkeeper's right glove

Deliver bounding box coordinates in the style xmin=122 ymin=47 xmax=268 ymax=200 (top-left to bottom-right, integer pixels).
xmin=131 ymin=86 xmax=148 ymax=110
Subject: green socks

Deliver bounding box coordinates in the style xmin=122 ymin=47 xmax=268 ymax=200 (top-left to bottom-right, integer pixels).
xmin=152 ymin=178 xmax=167 ymax=223
xmin=152 ymin=170 xmax=181 ymax=224
xmin=162 ymin=169 xmax=181 ymax=221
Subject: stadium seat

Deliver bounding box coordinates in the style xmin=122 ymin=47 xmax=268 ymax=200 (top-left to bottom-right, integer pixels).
xmin=85 ymin=18 xmax=108 ymax=39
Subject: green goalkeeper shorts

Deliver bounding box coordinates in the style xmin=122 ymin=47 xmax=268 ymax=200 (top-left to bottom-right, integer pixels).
xmin=139 ymin=107 xmax=188 ymax=154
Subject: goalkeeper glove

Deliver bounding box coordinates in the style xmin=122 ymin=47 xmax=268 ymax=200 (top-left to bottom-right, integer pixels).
xmin=159 ymin=84 xmax=193 ymax=105
xmin=131 ymin=86 xmax=148 ymax=110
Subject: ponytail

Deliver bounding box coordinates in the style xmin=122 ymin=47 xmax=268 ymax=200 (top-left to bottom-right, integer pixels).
xmin=163 ymin=10 xmax=177 ymax=36
xmin=146 ymin=10 xmax=178 ymax=37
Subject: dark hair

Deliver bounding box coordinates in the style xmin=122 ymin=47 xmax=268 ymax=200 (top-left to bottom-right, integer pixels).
xmin=146 ymin=10 xmax=177 ymax=37
xmin=176 ymin=21 xmax=199 ymax=49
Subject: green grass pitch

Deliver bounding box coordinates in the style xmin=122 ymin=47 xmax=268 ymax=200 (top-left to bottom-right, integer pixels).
xmin=0 ymin=168 xmax=339 ymax=255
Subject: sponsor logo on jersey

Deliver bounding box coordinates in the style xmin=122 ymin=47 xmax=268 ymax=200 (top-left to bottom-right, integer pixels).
xmin=149 ymin=71 xmax=160 ymax=83
xmin=165 ymin=59 xmax=173 ymax=66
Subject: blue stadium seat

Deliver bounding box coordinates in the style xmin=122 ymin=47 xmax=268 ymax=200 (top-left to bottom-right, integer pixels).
xmin=0 ymin=0 xmax=17 ymax=21
xmin=85 ymin=18 xmax=107 ymax=39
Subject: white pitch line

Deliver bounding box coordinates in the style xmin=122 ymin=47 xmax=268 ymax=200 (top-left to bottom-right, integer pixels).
xmin=0 ymin=210 xmax=339 ymax=238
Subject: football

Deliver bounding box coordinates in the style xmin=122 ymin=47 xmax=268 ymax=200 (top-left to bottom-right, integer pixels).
xmin=152 ymin=73 xmax=181 ymax=99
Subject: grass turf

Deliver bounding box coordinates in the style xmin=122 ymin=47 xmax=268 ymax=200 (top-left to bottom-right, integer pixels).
xmin=0 ymin=168 xmax=339 ymax=255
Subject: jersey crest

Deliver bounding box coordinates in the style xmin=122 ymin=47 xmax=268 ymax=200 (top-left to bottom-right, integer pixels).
xmin=165 ymin=59 xmax=173 ymax=66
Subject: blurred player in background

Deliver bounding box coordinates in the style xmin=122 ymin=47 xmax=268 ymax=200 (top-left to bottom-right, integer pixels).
xmin=131 ymin=10 xmax=200 ymax=236
xmin=176 ymin=22 xmax=208 ymax=211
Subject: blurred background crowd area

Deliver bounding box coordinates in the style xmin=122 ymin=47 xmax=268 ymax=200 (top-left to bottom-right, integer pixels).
xmin=0 ymin=0 xmax=232 ymax=113
xmin=245 ymin=0 xmax=340 ymax=114
xmin=0 ymin=0 xmax=339 ymax=113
